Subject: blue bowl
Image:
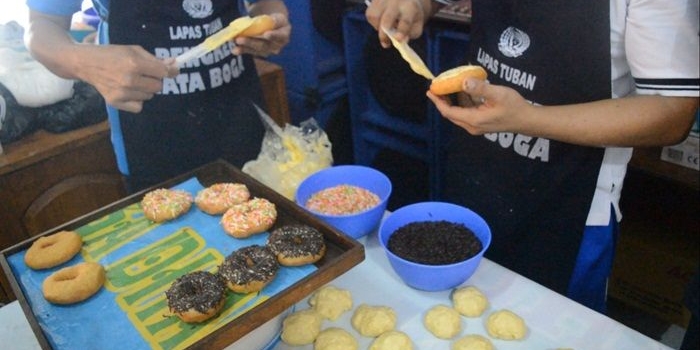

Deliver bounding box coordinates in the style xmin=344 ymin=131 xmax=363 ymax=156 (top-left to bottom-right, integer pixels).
xmin=378 ymin=202 xmax=492 ymax=291
xmin=295 ymin=165 xmax=392 ymax=239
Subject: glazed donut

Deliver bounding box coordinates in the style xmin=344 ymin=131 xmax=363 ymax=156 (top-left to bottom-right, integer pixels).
xmin=42 ymin=261 xmax=105 ymax=304
xmin=238 ymin=14 xmax=276 ymax=37
xmin=221 ymin=198 xmax=277 ymax=238
xmin=218 ymin=245 xmax=279 ymax=294
xmin=267 ymin=225 xmax=326 ymax=266
xmin=195 ymin=183 xmax=250 ymax=215
xmin=165 ymin=270 xmax=227 ymax=323
xmin=429 ymin=65 xmax=488 ymax=96
xmin=141 ymin=188 xmax=193 ymax=223
xmin=24 ymin=230 xmax=83 ymax=270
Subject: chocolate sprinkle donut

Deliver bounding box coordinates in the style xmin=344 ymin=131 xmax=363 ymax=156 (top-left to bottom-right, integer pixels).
xmin=165 ymin=270 xmax=226 ymax=314
xmin=219 ymin=245 xmax=279 ymax=293
xmin=388 ymin=220 xmax=482 ymax=265
xmin=267 ymin=225 xmax=326 ymax=266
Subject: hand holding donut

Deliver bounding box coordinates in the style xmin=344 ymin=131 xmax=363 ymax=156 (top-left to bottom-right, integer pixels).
xmin=427 ymin=77 xmax=536 ymax=136
xmin=233 ymin=13 xmax=291 ymax=57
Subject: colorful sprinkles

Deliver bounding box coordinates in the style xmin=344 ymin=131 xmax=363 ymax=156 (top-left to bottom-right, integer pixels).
xmin=305 ymin=184 xmax=380 ymax=216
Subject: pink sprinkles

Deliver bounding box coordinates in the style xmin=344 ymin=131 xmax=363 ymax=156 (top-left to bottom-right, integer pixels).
xmin=305 ymin=184 xmax=380 ymax=215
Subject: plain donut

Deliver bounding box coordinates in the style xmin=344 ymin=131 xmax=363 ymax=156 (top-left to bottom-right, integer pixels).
xmin=42 ymin=261 xmax=106 ymax=304
xmin=24 ymin=230 xmax=82 ymax=270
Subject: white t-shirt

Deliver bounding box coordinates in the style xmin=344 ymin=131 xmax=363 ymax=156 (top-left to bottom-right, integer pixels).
xmin=587 ymin=0 xmax=699 ymax=226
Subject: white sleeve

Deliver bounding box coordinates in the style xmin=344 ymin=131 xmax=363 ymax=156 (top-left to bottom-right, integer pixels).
xmin=625 ymin=0 xmax=700 ymax=96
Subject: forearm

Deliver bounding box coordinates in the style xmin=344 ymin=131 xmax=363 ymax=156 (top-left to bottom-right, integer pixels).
xmin=522 ymin=96 xmax=698 ymax=147
xmin=26 ymin=11 xmax=88 ymax=81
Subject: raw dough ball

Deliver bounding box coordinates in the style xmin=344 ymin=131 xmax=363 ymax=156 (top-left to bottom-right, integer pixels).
xmin=369 ymin=330 xmax=414 ymax=350
xmin=281 ymin=309 xmax=323 ymax=345
xmin=452 ymin=286 xmax=489 ymax=317
xmin=309 ymin=285 xmax=353 ymax=321
xmin=424 ymin=304 xmax=462 ymax=339
xmin=314 ymin=327 xmax=358 ymax=350
xmin=452 ymin=334 xmax=494 ymax=350
xmin=485 ymin=309 xmax=527 ymax=340
xmin=351 ymin=304 xmax=397 ymax=337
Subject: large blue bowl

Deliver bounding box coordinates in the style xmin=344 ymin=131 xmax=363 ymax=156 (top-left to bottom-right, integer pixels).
xmin=295 ymin=165 xmax=392 ymax=239
xmin=378 ymin=202 xmax=492 ymax=291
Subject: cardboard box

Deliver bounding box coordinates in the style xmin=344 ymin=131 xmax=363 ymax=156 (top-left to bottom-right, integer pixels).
xmin=609 ymin=170 xmax=699 ymax=327
xmin=661 ymin=132 xmax=699 ymax=171
xmin=609 ymin=232 xmax=696 ymax=327
xmin=661 ymin=111 xmax=700 ymax=170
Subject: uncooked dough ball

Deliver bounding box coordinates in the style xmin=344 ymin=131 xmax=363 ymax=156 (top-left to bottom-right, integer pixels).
xmin=452 ymin=334 xmax=494 ymax=350
xmin=423 ymin=304 xmax=462 ymax=339
xmin=309 ymin=285 xmax=353 ymax=321
xmin=485 ymin=309 xmax=527 ymax=340
xmin=314 ymin=327 xmax=358 ymax=350
xmin=281 ymin=309 xmax=323 ymax=345
xmin=350 ymin=304 xmax=397 ymax=337
xmin=452 ymin=286 xmax=489 ymax=317
xmin=369 ymin=330 xmax=414 ymax=350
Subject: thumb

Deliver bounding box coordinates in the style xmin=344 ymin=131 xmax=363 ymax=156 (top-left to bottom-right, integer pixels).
xmin=462 ymin=78 xmax=491 ymax=105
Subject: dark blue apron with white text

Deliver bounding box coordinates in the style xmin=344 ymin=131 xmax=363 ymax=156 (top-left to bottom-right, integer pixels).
xmin=442 ymin=0 xmax=610 ymax=294
xmin=107 ymin=0 xmax=266 ymax=191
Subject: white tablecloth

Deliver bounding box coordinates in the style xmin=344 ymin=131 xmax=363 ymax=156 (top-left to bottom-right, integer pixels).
xmin=0 ymin=233 xmax=672 ymax=350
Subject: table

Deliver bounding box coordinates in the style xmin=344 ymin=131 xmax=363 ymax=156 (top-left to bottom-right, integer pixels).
xmin=0 ymin=232 xmax=672 ymax=350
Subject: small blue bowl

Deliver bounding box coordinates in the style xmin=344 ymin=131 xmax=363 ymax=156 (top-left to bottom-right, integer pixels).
xmin=295 ymin=165 xmax=392 ymax=239
xmin=378 ymin=202 xmax=492 ymax=291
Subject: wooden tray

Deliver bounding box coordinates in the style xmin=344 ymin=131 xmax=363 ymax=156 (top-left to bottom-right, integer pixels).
xmin=0 ymin=159 xmax=365 ymax=349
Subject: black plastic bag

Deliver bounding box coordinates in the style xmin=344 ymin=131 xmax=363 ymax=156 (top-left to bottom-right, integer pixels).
xmin=38 ymin=81 xmax=107 ymax=133
xmin=0 ymin=83 xmax=40 ymax=144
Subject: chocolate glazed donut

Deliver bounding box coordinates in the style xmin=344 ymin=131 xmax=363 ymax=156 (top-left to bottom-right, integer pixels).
xmin=165 ymin=270 xmax=227 ymax=323
xmin=267 ymin=225 xmax=326 ymax=266
xmin=218 ymin=245 xmax=279 ymax=294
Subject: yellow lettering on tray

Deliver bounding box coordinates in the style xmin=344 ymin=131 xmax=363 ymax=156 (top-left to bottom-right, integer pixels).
xmin=87 ymin=225 xmax=270 ymax=350
xmin=78 ymin=203 xmax=157 ymax=260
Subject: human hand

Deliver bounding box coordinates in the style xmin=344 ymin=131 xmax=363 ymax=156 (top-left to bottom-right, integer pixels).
xmin=233 ymin=13 xmax=291 ymax=57
xmin=426 ymin=78 xmax=535 ymax=135
xmin=76 ymin=45 xmax=178 ymax=113
xmin=365 ymin=0 xmax=428 ymax=48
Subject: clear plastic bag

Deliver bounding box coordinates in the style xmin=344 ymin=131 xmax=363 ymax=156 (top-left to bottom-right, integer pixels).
xmin=242 ymin=105 xmax=333 ymax=199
